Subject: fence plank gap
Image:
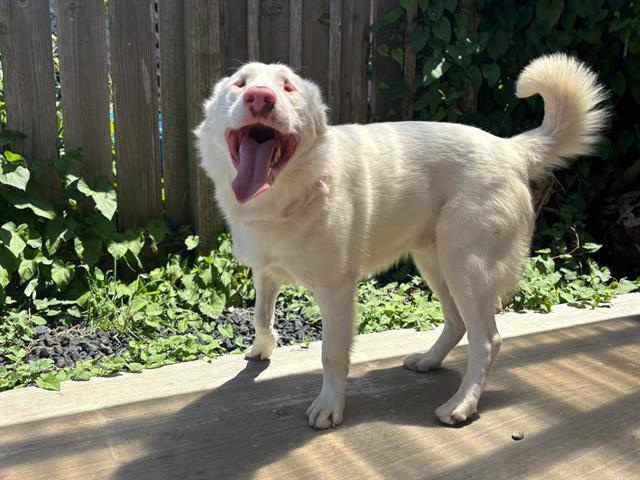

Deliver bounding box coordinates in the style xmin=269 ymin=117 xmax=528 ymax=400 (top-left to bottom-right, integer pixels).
xmin=109 ymin=0 xmax=163 ymax=229
xmin=0 ymin=0 xmax=59 ymax=199
xmin=159 ymin=0 xmax=191 ymax=226
xmin=185 ymin=0 xmax=225 ymax=244
xmin=54 ymin=0 xmax=112 ymax=182
xmin=371 ymin=0 xmax=402 ymax=121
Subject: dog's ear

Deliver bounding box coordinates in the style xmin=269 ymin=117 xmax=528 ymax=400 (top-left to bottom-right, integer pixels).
xmin=303 ymin=79 xmax=328 ymax=135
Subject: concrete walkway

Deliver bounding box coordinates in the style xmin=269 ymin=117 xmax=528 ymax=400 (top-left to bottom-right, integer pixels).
xmin=1 ymin=294 xmax=639 ymax=479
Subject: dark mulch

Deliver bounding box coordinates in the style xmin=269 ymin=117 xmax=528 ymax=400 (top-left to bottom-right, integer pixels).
xmin=1 ymin=308 xmax=322 ymax=369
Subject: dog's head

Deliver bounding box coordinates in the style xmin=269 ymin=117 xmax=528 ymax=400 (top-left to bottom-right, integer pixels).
xmin=197 ymin=63 xmax=328 ymax=205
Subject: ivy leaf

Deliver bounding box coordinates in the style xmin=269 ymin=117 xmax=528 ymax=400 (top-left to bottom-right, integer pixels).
xmin=124 ymin=229 xmax=145 ymax=258
xmin=536 ymin=0 xmax=564 ymax=27
xmin=411 ymin=25 xmax=430 ymax=53
xmin=200 ymin=291 xmax=226 ymax=319
xmin=71 ymin=369 xmax=92 ymax=381
xmin=582 ymin=243 xmax=602 ymax=253
xmin=0 ymin=264 xmax=9 ymax=289
xmin=127 ymin=362 xmax=144 ymax=373
xmin=185 ymin=235 xmax=200 ymax=251
xmin=77 ymin=177 xmax=117 ymax=220
xmin=24 ymin=277 xmax=38 ymax=297
xmin=486 ymin=30 xmax=509 ymax=61
xmin=51 ymin=261 xmax=74 ymax=289
xmin=0 ymin=222 xmax=27 ymax=256
xmin=147 ymin=219 xmax=171 ymax=247
xmin=44 ymin=217 xmax=77 ymax=255
xmin=0 ymin=130 xmax=26 ymax=146
xmin=482 ymin=63 xmax=500 ymax=87
xmin=391 ymin=48 xmax=404 ymax=65
xmin=74 ymin=236 xmax=102 ymax=267
xmin=430 ymin=58 xmax=449 ymax=80
xmin=609 ymin=17 xmax=631 ymax=33
xmin=427 ymin=0 xmax=444 ymax=19
xmin=0 ymin=161 xmax=30 ymax=191
xmin=18 ymin=259 xmax=37 ymax=284
xmin=3 ymin=190 xmax=56 ymax=219
xmin=399 ymin=0 xmax=413 ymax=10
xmin=35 ymin=372 xmax=61 ymax=391
xmin=433 ymin=17 xmax=452 ymax=44
xmin=107 ymin=238 xmax=128 ymax=260
xmin=86 ymin=213 xmax=117 ymax=240
xmin=418 ymin=0 xmax=429 ymax=13
xmin=384 ymin=7 xmax=403 ymax=24
xmin=444 ymin=0 xmax=457 ymax=13
xmin=217 ymin=322 xmax=234 ymax=339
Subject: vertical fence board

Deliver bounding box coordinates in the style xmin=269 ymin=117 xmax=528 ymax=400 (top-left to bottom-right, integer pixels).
xmin=0 ymin=0 xmax=58 ymax=194
xmin=54 ymin=0 xmax=112 ymax=181
xmin=109 ymin=0 xmax=162 ymax=229
xmin=259 ymin=0 xmax=290 ymax=64
xmin=247 ymin=0 xmax=260 ymax=60
xmin=185 ymin=0 xmax=225 ymax=244
xmin=301 ymin=0 xmax=330 ymax=100
xmin=327 ymin=0 xmax=342 ymax=124
xmin=371 ymin=0 xmax=402 ymax=121
xmin=338 ymin=0 xmax=370 ymax=124
xmin=289 ymin=0 xmax=303 ymax=69
xmin=221 ymin=0 xmax=248 ymax=73
xmin=159 ymin=0 xmax=190 ymax=226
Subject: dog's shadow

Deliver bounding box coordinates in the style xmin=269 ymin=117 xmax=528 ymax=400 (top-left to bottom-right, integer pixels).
xmin=111 ymin=356 xmax=466 ymax=480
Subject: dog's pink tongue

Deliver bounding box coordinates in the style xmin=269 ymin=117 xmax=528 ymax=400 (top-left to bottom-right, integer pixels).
xmin=232 ymin=137 xmax=276 ymax=204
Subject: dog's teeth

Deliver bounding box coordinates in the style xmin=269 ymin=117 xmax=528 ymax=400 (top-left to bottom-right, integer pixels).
xmin=271 ymin=145 xmax=281 ymax=166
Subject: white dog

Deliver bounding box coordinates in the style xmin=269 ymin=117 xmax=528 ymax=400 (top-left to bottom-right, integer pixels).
xmin=195 ymin=54 xmax=607 ymax=429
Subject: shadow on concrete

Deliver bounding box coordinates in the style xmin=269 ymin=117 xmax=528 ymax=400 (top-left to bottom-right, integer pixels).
xmin=1 ymin=316 xmax=639 ymax=479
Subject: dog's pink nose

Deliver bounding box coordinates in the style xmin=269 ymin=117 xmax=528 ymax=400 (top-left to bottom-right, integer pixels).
xmin=244 ymin=86 xmax=276 ymax=117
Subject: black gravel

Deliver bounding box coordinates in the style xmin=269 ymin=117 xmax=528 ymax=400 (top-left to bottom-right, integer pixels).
xmin=10 ymin=326 xmax=133 ymax=369
xmin=1 ymin=307 xmax=322 ymax=369
xmin=214 ymin=308 xmax=322 ymax=351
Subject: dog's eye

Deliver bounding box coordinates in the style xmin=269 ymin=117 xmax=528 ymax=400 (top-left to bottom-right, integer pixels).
xmin=234 ymin=80 xmax=246 ymax=88
xmin=284 ymin=82 xmax=296 ymax=93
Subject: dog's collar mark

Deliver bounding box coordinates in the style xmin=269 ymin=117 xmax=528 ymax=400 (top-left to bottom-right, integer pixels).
xmin=245 ymin=175 xmax=330 ymax=225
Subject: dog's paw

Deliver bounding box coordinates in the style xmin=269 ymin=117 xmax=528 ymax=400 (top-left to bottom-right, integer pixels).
xmin=435 ymin=396 xmax=476 ymax=425
xmin=403 ymin=352 xmax=442 ymax=372
xmin=244 ymin=330 xmax=277 ymax=361
xmin=306 ymin=387 xmax=345 ymax=430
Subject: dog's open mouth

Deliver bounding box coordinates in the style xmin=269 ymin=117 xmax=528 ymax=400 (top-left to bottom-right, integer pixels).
xmin=225 ymin=125 xmax=299 ymax=204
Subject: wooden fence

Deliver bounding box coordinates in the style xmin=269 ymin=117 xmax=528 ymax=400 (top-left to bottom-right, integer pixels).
xmin=0 ymin=0 xmax=406 ymax=242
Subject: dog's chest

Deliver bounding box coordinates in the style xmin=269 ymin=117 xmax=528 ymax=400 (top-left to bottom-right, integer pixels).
xmin=231 ymin=224 xmax=322 ymax=281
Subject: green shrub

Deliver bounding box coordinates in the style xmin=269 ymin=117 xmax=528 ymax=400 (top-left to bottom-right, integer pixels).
xmin=375 ymin=0 xmax=639 ymax=258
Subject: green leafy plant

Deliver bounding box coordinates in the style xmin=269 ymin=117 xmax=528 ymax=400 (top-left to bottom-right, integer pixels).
xmin=375 ymin=0 xmax=640 ymax=262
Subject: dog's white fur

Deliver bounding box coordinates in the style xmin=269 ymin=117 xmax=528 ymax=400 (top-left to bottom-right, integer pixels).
xmin=196 ymin=54 xmax=607 ymax=429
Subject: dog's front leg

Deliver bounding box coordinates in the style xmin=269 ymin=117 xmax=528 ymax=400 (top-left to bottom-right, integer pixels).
xmin=306 ymin=281 xmax=356 ymax=429
xmin=245 ymin=270 xmax=282 ymax=360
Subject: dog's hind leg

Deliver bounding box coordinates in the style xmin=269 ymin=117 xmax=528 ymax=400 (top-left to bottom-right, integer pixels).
xmin=404 ymin=246 xmax=466 ymax=372
xmin=433 ymin=229 xmax=503 ymax=425
xmin=245 ymin=270 xmax=282 ymax=360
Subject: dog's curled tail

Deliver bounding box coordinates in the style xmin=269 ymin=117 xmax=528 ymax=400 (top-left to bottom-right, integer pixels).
xmin=512 ymin=53 xmax=608 ymax=180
